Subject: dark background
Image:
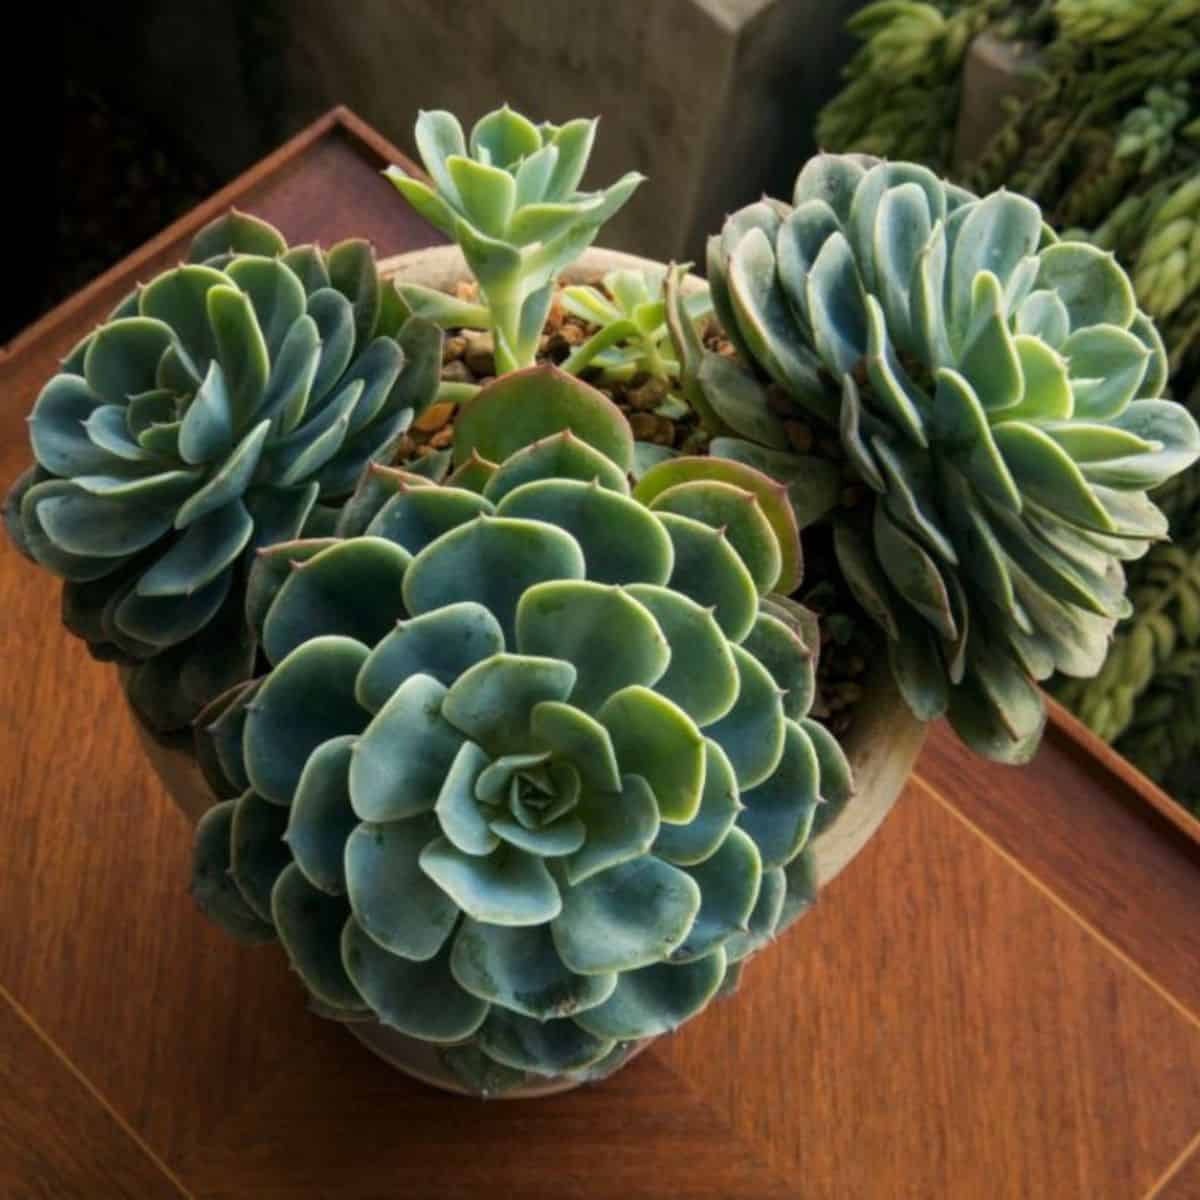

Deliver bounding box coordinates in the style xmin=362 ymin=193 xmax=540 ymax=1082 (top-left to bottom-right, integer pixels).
xmin=4 ymin=1 xmax=864 ymax=344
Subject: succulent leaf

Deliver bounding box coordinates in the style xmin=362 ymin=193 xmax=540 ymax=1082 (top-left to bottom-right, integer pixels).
xmin=573 ymin=950 xmax=726 ymax=1040
xmin=454 ymin=366 xmax=633 ymax=471
xmin=191 ymin=800 xmax=276 ymax=943
xmin=342 ymin=918 xmax=488 ymax=1042
xmin=272 ymin=865 xmax=366 ymax=1012
xmin=450 ymin=919 xmax=616 ymax=1019
xmin=346 ymin=815 xmax=460 ymax=959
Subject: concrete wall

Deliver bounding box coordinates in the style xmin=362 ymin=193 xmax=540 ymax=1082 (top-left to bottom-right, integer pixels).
xmin=69 ymin=0 xmax=865 ymax=262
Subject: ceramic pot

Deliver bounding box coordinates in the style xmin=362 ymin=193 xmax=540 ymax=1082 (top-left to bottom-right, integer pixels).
xmin=121 ymin=243 xmax=928 ymax=1097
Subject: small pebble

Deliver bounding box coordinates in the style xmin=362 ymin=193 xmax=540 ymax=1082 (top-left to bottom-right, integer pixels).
xmin=627 ymin=378 xmax=668 ymax=411
xmin=412 ymin=401 xmax=455 ymax=434
xmin=653 ymin=423 xmax=676 ymax=447
xmin=428 ymin=426 xmax=454 ymax=450
xmin=442 ymin=334 xmax=466 ymax=363
xmin=630 ymin=412 xmax=664 ymax=440
xmin=441 ymin=360 xmax=474 ymax=384
xmin=463 ymin=332 xmax=495 ymax=377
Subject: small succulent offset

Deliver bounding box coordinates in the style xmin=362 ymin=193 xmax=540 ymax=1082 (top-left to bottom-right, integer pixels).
xmin=695 ymin=154 xmax=1200 ymax=761
xmin=558 ymin=266 xmax=713 ymax=392
xmin=3 ymin=211 xmax=441 ymax=731
xmin=386 ymin=105 xmax=644 ymax=373
xmin=191 ymin=367 xmax=847 ymax=1093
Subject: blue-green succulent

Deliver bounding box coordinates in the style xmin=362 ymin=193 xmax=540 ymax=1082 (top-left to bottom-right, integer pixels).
xmin=4 ymin=210 xmax=441 ymax=730
xmin=191 ymin=366 xmax=848 ymax=1094
xmin=386 ymin=105 xmax=644 ymax=372
xmin=690 ymin=153 xmax=1200 ymax=762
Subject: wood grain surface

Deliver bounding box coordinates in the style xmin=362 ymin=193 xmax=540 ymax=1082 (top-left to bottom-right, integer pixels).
xmin=2 ymin=110 xmax=1198 ymax=1200
xmin=0 ymin=991 xmax=186 ymax=1200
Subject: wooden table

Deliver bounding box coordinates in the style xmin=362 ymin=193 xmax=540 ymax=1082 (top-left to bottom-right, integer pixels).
xmin=3 ymin=109 xmax=1200 ymax=1200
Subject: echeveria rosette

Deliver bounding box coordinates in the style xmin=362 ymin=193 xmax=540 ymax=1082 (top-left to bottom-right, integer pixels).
xmin=698 ymin=154 xmax=1200 ymax=763
xmin=190 ymin=366 xmax=847 ymax=1094
xmin=385 ymin=105 xmax=644 ymax=372
xmin=4 ymin=210 xmax=442 ymax=731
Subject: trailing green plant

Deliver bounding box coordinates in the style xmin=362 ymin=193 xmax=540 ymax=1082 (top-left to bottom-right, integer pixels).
xmin=1112 ymin=650 xmax=1200 ymax=815
xmin=2 ymin=210 xmax=442 ymax=731
xmin=685 ymin=152 xmax=1200 ymax=763
xmin=385 ymin=105 xmax=643 ymax=374
xmin=1054 ymin=0 xmax=1200 ymax=45
xmin=1053 ymin=539 xmax=1200 ymax=739
xmin=190 ymin=365 xmax=845 ymax=1094
xmin=558 ymin=265 xmax=713 ymax=396
xmin=815 ymin=0 xmax=1026 ymax=167
xmin=819 ymin=0 xmax=1200 ymax=381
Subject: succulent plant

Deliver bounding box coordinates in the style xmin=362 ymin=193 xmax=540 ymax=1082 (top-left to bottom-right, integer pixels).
xmin=690 ymin=154 xmax=1200 ymax=762
xmin=386 ymin=105 xmax=644 ymax=373
xmin=4 ymin=210 xmax=442 ymax=730
xmin=191 ymin=365 xmax=846 ymax=1093
xmin=558 ymin=265 xmax=712 ymax=390
xmin=1054 ymin=0 xmax=1200 ymax=45
xmin=1134 ymin=174 xmax=1200 ymax=320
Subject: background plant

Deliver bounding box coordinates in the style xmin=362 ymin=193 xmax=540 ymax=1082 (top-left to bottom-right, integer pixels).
xmin=191 ymin=365 xmax=846 ymax=1093
xmin=386 ymin=105 xmax=643 ymax=374
xmin=819 ymin=0 xmax=1200 ymax=387
xmin=3 ymin=210 xmax=441 ymax=731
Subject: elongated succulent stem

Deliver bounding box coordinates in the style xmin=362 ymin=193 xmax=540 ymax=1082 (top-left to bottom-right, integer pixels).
xmin=560 ymin=323 xmax=638 ymax=377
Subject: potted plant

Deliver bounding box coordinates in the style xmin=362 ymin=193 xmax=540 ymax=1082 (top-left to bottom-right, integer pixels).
xmin=4 ymin=103 xmax=1196 ymax=1098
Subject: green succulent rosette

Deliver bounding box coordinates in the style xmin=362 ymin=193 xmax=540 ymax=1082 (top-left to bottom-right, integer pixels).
xmin=386 ymin=105 xmax=644 ymax=372
xmin=3 ymin=210 xmax=441 ymax=730
xmin=191 ymin=367 xmax=848 ymax=1094
xmin=697 ymin=153 xmax=1200 ymax=762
